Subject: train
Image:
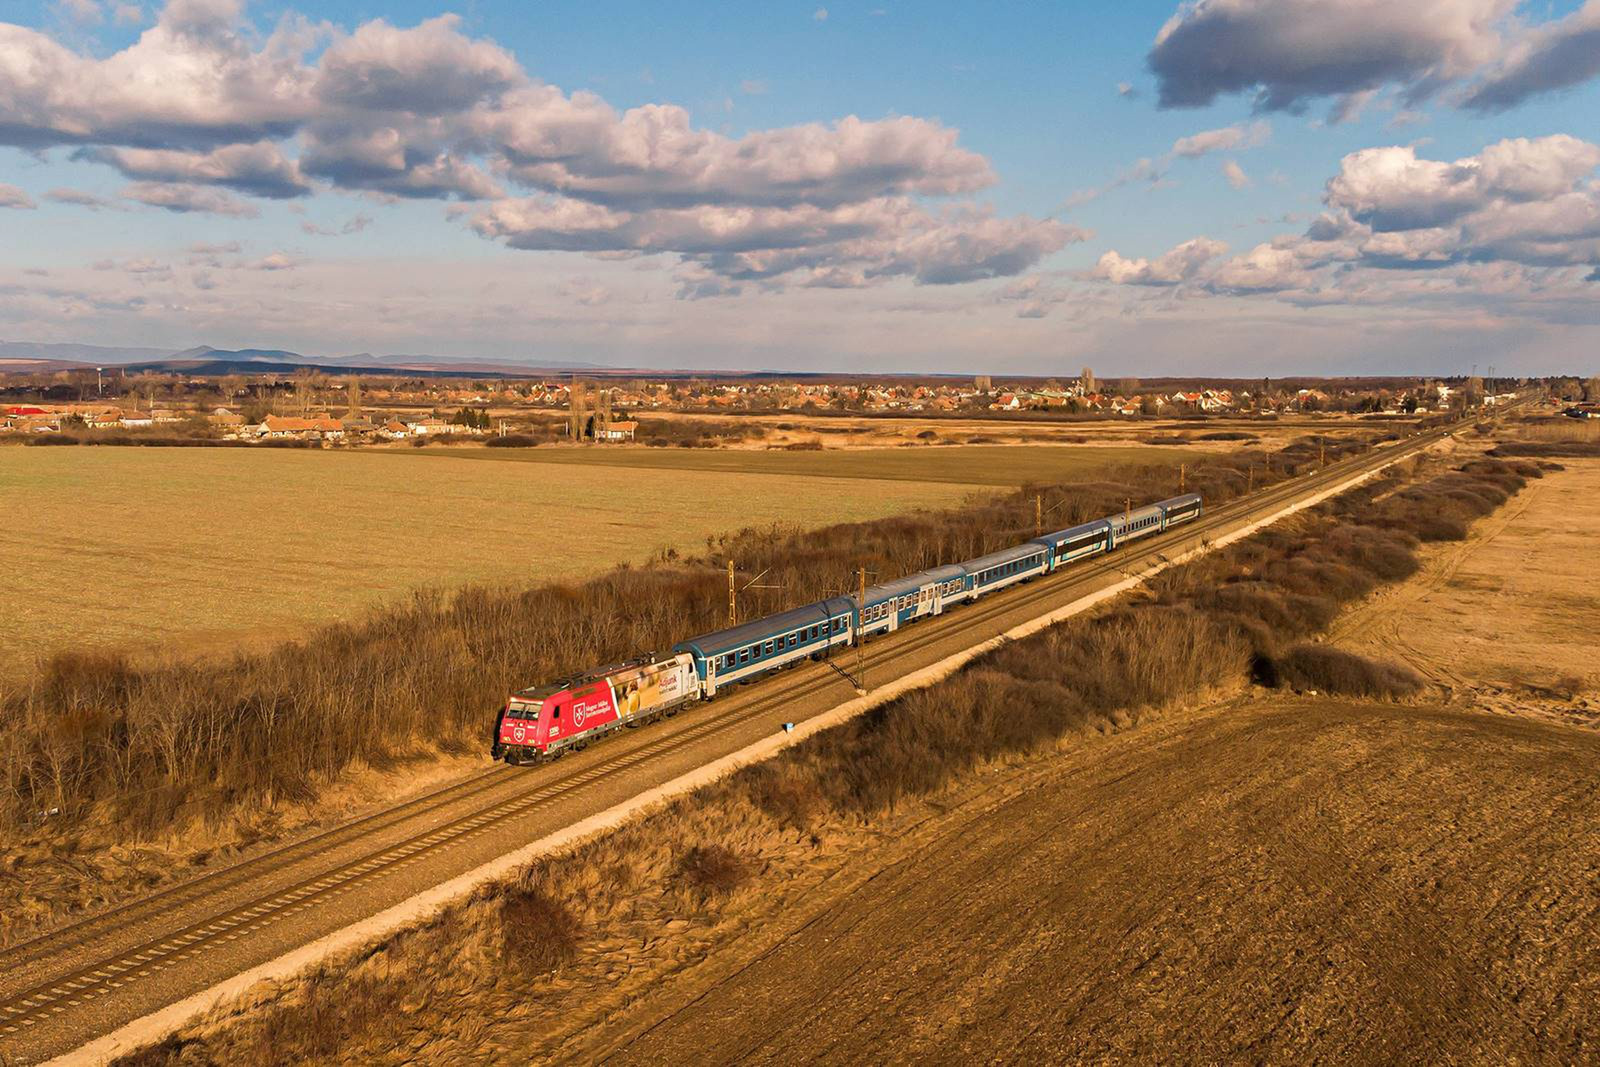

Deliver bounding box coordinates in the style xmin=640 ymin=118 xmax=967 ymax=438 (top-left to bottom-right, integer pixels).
xmin=492 ymin=492 xmax=1203 ymax=764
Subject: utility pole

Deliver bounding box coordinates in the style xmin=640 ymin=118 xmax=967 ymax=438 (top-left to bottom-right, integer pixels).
xmin=1179 ymin=463 xmax=1185 ymax=493
xmin=1035 ymin=494 xmax=1043 ymax=538
xmin=1248 ymin=465 xmax=1254 ymax=492
xmin=728 ymin=559 xmax=737 ymax=626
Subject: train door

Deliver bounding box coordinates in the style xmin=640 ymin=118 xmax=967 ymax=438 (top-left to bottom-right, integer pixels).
xmin=886 ymin=598 xmax=900 ymax=633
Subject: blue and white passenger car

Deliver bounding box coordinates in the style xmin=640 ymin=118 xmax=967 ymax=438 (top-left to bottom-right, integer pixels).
xmin=857 ymin=564 xmax=967 ymax=638
xmin=673 ymin=596 xmax=856 ymax=697
xmin=1159 ymin=492 xmax=1203 ymax=527
xmin=957 ymin=542 xmax=1051 ymax=597
xmin=1032 ymin=519 xmax=1113 ymax=573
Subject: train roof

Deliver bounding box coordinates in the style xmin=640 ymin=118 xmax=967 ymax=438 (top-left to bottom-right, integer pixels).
xmin=863 ymin=564 xmax=966 ymax=604
xmin=959 ymin=541 xmax=1049 ymax=575
xmin=673 ymin=595 xmax=857 ymax=658
xmin=1158 ymin=492 xmax=1202 ymax=509
xmin=1033 ymin=518 xmax=1112 ymax=548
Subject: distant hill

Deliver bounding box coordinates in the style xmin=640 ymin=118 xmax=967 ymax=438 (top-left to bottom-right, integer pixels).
xmin=0 ymin=341 xmax=614 ymax=379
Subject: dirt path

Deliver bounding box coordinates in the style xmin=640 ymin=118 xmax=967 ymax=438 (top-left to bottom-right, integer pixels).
xmin=1327 ymin=458 xmax=1600 ymax=725
xmin=564 ymin=698 xmax=1600 ymax=1064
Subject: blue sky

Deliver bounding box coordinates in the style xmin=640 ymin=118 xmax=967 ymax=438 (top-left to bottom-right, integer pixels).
xmin=2 ymin=0 xmax=1598 ymax=374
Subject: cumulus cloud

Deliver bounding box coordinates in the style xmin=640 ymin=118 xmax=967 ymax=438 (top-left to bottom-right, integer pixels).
xmin=0 ymin=0 xmax=1072 ymax=293
xmin=1102 ymin=134 xmax=1600 ymax=305
xmin=0 ymin=182 xmax=35 ymax=208
xmin=1149 ymin=0 xmax=1600 ymax=116
xmin=1222 ymin=160 xmax=1252 ymax=189
xmin=80 ymin=142 xmax=308 ymax=197
xmin=122 ymin=180 xmax=260 ymax=216
xmin=1149 ymin=0 xmax=1513 ymax=114
xmin=473 ymin=196 xmax=1085 ymax=287
xmin=1466 ymin=0 xmax=1600 ymax=111
xmin=1092 ymin=236 xmax=1228 ymax=286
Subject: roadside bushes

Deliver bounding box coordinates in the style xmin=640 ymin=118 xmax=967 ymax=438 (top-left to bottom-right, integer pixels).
xmin=790 ymin=605 xmax=1252 ymax=818
xmin=1275 ymin=645 xmax=1423 ymax=698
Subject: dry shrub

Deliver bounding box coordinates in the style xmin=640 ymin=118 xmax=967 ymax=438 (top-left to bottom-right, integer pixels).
xmin=802 ymin=605 xmax=1249 ymax=817
xmin=500 ymin=881 xmax=580 ymax=973
xmin=675 ymin=844 xmax=752 ymax=897
xmin=742 ymin=764 xmax=823 ymax=830
xmin=1274 ymin=645 xmax=1423 ymax=698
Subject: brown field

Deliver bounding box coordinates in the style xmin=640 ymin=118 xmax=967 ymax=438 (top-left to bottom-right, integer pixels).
xmin=571 ymin=696 xmax=1600 ymax=1064
xmin=407 ymin=441 xmax=1211 ymax=485
xmin=0 ymin=446 xmax=992 ymax=676
xmin=1328 ymin=457 xmax=1600 ymax=724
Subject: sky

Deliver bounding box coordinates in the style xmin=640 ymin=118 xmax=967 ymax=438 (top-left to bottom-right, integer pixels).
xmin=1 ymin=0 xmax=1598 ymax=376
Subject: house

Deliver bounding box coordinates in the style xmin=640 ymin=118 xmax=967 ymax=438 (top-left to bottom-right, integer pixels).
xmin=379 ymin=420 xmax=410 ymax=439
xmin=407 ymin=418 xmax=451 ymax=435
xmin=597 ymin=420 xmax=638 ymax=442
xmin=119 ymin=414 xmax=154 ymax=428
xmin=310 ymin=416 xmax=345 ymax=440
xmin=208 ymin=407 xmax=245 ymax=428
xmin=258 ymin=414 xmax=318 ymax=438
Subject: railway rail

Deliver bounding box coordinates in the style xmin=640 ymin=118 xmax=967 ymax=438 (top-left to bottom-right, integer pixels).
xmin=0 ymin=417 xmax=1477 ymax=1057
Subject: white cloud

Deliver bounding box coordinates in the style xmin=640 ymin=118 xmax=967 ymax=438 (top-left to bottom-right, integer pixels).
xmin=1221 ymin=159 xmax=1252 ymax=189
xmin=248 ymin=251 xmax=297 ymax=270
xmin=122 ymin=181 xmax=259 ymax=216
xmin=82 ymin=142 xmax=308 ymax=198
xmin=813 ymin=7 xmax=828 ymax=21
xmin=1149 ymin=0 xmax=1514 ymax=114
xmin=0 ymin=183 xmax=36 ymax=209
xmin=1150 ymin=0 xmax=1600 ymax=117
xmin=1091 ymin=236 xmax=1228 ymax=286
xmin=45 ymin=187 xmax=118 ymax=209
xmin=1467 ymin=0 xmax=1600 ymax=111
xmin=0 ymin=1 xmax=1060 ymax=292
xmin=1171 ymin=120 xmax=1269 ymax=159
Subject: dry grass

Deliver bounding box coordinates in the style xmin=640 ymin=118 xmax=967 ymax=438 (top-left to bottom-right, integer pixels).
xmin=115 ymin=445 xmax=1536 ymax=1067
xmin=0 ymin=446 xmax=982 ymax=678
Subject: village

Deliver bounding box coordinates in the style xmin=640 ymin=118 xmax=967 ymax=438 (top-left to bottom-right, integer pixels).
xmin=0 ymin=368 xmax=1518 ymax=444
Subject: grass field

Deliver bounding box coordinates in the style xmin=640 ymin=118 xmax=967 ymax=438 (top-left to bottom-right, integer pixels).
xmin=0 ymin=448 xmax=993 ymax=676
xmin=408 ymin=442 xmax=1202 ymax=485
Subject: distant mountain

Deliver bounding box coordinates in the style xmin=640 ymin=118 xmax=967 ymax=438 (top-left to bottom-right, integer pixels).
xmin=0 ymin=341 xmax=176 ymax=369
xmin=0 ymin=340 xmax=624 ymax=378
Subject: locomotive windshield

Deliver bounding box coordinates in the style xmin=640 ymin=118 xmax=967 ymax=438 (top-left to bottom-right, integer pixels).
xmin=506 ymin=699 xmax=542 ymax=720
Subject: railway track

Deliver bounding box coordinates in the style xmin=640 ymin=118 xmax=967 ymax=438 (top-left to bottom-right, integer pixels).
xmin=0 ymin=419 xmax=1468 ymax=1049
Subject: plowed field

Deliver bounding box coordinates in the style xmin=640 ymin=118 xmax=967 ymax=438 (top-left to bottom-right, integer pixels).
xmin=576 ymin=697 xmax=1600 ymax=1063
